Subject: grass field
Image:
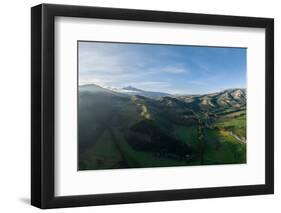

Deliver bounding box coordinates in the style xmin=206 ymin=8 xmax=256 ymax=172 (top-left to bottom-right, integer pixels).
xmin=216 ymin=112 xmax=246 ymax=139
xmin=203 ymin=129 xmax=246 ymax=165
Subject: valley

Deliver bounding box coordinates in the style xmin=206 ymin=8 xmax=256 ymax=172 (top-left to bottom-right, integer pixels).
xmin=78 ymin=84 xmax=246 ymax=170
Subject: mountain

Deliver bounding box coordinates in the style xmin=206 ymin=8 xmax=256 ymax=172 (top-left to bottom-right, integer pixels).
xmin=120 ymin=86 xmax=171 ymax=98
xmin=80 ymin=84 xmax=171 ymax=98
xmin=79 ymin=84 xmax=128 ymax=97
xmin=178 ymin=88 xmax=246 ymax=110
xmin=122 ymin=86 xmax=142 ymax=91
xmin=79 ymin=84 xmax=246 ymax=106
xmin=79 ymin=84 xmax=113 ymax=93
xmin=78 ymin=84 xmax=247 ymax=170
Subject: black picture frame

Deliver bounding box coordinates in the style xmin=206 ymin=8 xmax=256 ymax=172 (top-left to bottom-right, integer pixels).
xmin=31 ymin=3 xmax=274 ymax=209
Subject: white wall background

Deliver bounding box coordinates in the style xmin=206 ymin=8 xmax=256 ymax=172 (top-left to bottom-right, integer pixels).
xmin=0 ymin=0 xmax=279 ymax=212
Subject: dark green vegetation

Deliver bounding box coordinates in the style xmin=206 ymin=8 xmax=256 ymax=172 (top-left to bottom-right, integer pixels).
xmin=79 ymin=84 xmax=246 ymax=170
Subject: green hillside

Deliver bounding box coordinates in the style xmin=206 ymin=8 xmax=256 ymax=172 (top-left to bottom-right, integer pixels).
xmin=78 ymin=85 xmax=247 ymax=170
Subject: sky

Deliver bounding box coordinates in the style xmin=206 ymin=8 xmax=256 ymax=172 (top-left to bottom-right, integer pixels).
xmin=78 ymin=41 xmax=246 ymax=95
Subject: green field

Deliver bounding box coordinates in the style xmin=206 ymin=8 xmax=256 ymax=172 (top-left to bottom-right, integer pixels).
xmin=203 ymin=129 xmax=246 ymax=164
xmin=216 ymin=112 xmax=246 ymax=139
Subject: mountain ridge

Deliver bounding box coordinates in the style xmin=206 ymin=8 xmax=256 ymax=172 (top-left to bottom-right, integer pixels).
xmin=80 ymin=83 xmax=245 ymax=97
xmin=79 ymin=83 xmax=246 ymax=110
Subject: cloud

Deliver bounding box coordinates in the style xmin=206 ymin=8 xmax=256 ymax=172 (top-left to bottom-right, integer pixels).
xmin=78 ymin=41 xmax=246 ymax=94
xmin=78 ymin=42 xmax=189 ymax=89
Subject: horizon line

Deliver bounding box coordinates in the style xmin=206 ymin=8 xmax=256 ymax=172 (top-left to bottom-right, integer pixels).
xmin=79 ymin=83 xmax=246 ymax=96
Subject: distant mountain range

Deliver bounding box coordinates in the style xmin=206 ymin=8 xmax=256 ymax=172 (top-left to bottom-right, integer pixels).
xmin=79 ymin=84 xmax=171 ymax=98
xmin=79 ymin=83 xmax=246 ymax=109
xmin=178 ymin=88 xmax=246 ymax=109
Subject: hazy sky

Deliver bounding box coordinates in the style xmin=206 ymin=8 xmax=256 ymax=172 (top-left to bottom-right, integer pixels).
xmin=78 ymin=41 xmax=246 ymax=94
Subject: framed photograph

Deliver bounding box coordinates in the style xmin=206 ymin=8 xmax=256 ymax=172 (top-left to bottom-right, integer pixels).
xmin=31 ymin=4 xmax=274 ymax=209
